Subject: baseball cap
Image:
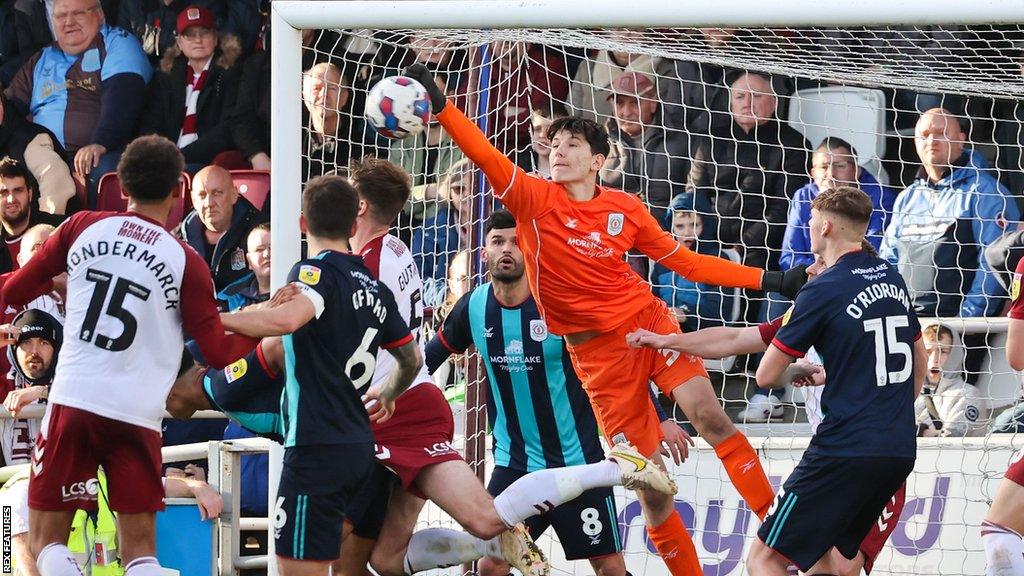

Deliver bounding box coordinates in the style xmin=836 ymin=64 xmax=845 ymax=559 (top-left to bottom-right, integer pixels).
xmin=12 ymin=309 xmax=62 ymax=351
xmin=607 ymin=71 xmax=656 ymax=101
xmin=177 ymin=6 xmax=216 ymax=35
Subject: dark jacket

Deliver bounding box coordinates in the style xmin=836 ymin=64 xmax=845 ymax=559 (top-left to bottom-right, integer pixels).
xmin=602 ymin=117 xmax=690 ymax=227
xmin=139 ymin=34 xmax=241 ymax=165
xmin=231 ymin=49 xmax=270 ymax=163
xmin=687 ymin=117 xmax=811 ymax=269
xmin=179 ymin=197 xmax=265 ymax=292
xmin=117 ymin=0 xmax=260 ymax=62
xmin=0 ymin=209 xmax=64 ymax=273
xmin=0 ymin=1 xmax=34 ymax=86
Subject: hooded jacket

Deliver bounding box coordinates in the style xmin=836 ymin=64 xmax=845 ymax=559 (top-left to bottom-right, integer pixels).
xmin=138 ymin=33 xmax=241 ymax=165
xmin=179 ymin=196 xmax=265 ymax=292
xmin=880 ymin=150 xmax=1020 ymax=317
xmin=914 ymin=325 xmax=986 ymax=437
xmin=602 ymin=116 xmax=691 ymax=227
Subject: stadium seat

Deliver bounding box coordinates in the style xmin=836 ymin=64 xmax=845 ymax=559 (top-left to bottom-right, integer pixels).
xmin=702 ymin=248 xmax=744 ymax=374
xmin=231 ymin=170 xmax=270 ymax=211
xmin=787 ymin=86 xmax=890 ymax=186
xmin=96 ymin=171 xmax=191 ymax=231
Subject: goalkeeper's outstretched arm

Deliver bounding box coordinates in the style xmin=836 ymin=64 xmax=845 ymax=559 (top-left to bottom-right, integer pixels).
xmin=405 ymin=64 xmax=546 ymax=219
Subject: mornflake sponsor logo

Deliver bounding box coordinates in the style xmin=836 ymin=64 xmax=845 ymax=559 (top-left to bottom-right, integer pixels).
xmin=489 ymin=339 xmax=543 ymax=373
xmin=566 ymin=233 xmax=614 ymax=259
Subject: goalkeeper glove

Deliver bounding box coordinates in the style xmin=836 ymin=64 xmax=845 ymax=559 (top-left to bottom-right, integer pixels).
xmin=762 ymin=264 xmax=809 ymax=300
xmin=403 ymin=64 xmax=447 ymax=114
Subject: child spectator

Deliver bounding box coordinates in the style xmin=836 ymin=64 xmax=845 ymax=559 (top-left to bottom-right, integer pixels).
xmin=653 ymin=193 xmax=734 ymax=332
xmin=915 ymin=323 xmax=986 ymax=437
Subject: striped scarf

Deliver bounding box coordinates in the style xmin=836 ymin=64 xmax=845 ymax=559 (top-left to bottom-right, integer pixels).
xmin=178 ymin=60 xmax=211 ymax=149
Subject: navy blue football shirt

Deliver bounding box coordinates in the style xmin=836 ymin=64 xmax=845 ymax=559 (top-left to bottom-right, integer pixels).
xmin=281 ymin=250 xmax=412 ymax=448
xmin=773 ymin=250 xmax=920 ymax=459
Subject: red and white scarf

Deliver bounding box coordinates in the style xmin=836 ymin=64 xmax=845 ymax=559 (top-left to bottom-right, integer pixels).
xmin=178 ymin=59 xmax=212 ymax=149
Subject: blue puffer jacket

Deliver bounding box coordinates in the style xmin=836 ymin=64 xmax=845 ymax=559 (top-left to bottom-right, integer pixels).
xmin=781 ymin=168 xmax=894 ymax=270
xmin=880 ymin=151 xmax=1020 ymax=317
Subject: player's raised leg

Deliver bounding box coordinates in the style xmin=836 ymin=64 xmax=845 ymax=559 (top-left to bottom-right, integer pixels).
xmin=983 ymin=458 xmax=1024 ymax=575
xmin=668 ymin=376 xmax=775 ymax=519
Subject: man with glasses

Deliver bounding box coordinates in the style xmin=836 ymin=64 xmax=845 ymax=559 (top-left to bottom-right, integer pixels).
xmin=4 ymin=0 xmax=151 ymax=208
xmin=741 ymin=137 xmax=894 ymax=422
xmin=179 ymin=165 xmax=266 ymax=293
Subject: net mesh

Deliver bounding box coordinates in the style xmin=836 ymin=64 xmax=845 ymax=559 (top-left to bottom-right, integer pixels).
xmin=299 ymin=25 xmax=1024 ymax=576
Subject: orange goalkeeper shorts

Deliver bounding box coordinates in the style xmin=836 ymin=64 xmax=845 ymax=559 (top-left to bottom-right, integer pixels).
xmin=566 ymin=298 xmax=708 ymax=458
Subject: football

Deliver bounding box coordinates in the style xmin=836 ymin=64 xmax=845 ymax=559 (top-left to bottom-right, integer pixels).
xmin=364 ymin=76 xmax=432 ymax=139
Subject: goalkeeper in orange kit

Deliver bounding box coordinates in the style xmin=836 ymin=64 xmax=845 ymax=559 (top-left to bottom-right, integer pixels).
xmin=405 ymin=65 xmax=807 ymax=575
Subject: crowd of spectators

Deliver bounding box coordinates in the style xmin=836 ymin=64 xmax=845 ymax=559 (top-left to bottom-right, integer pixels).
xmin=1 ymin=4 xmax=1022 ymax=427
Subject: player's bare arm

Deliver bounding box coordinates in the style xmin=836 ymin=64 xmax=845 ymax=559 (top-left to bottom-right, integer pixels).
xmin=363 ymin=340 xmax=422 ymax=423
xmin=755 ymin=345 xmax=797 ymax=391
xmin=627 ymin=325 xmax=766 ymax=358
xmin=219 ymin=289 xmax=316 ymax=337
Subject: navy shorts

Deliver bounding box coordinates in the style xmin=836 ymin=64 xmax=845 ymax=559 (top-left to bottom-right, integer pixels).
xmin=275 ymin=444 xmax=374 ymax=561
xmin=757 ymin=452 xmax=914 ymax=571
xmin=488 ymin=466 xmax=621 ymax=560
xmin=346 ymin=463 xmax=398 ymax=540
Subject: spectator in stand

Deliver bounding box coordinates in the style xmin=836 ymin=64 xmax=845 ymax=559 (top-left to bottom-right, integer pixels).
xmin=880 ymin=108 xmax=1018 ymax=318
xmin=0 ymin=1 xmax=34 ymax=87
xmin=687 ymin=70 xmax=811 ymax=270
xmin=0 ymin=158 xmax=63 ymax=274
xmin=669 ymin=29 xmax=745 ymax=138
xmin=5 ymin=0 xmax=152 ymax=208
xmin=528 ymin=104 xmax=568 ymax=178
xmin=568 ymin=42 xmax=681 ymax=128
xmin=116 ymin=0 xmax=259 ymax=65
xmin=179 ymin=164 xmax=265 ymax=292
xmin=740 ymin=137 xmax=895 ymax=420
xmin=487 ymin=41 xmax=568 ymax=168
xmin=0 ymin=93 xmax=75 ymax=214
xmin=601 ymin=71 xmax=690 ymax=226
xmin=388 ymin=69 xmax=464 ymax=186
xmin=138 ymin=6 xmax=241 ymax=174
xmin=230 ymin=46 xmax=270 ymax=170
xmin=412 ymin=157 xmax=470 ymax=290
xmin=653 ymin=193 xmax=733 ymax=333
xmin=781 ymin=137 xmax=893 ymax=271
xmin=915 ymin=323 xmax=985 ymax=437
xmin=301 ymin=61 xmax=366 ymax=179
xmin=217 ymin=222 xmax=270 ymax=311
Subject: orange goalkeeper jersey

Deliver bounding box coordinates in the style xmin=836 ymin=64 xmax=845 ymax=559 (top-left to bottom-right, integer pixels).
xmin=438 ymin=103 xmax=765 ymax=335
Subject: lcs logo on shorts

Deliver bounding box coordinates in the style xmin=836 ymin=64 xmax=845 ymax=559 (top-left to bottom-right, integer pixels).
xmin=1012 ymin=273 xmax=1022 ymax=302
xmin=607 ymin=213 xmax=624 ymax=236
xmin=225 ymin=359 xmax=248 ymax=383
xmin=529 ymin=320 xmax=548 ymax=342
xmin=424 ymin=441 xmax=457 ymax=458
xmin=61 ymin=478 xmax=99 ymax=502
xmin=299 ymin=265 xmax=322 ymax=286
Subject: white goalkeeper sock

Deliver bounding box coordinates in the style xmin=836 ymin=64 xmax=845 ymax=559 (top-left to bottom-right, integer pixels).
xmin=403 ymin=527 xmax=501 ymax=574
xmin=492 ymin=460 xmax=621 ymax=527
xmin=36 ymin=543 xmax=84 ymax=576
xmin=983 ymin=521 xmax=1024 ymax=576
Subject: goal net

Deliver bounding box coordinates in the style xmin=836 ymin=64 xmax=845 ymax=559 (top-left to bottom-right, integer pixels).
xmin=278 ymin=8 xmax=1024 ymax=575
